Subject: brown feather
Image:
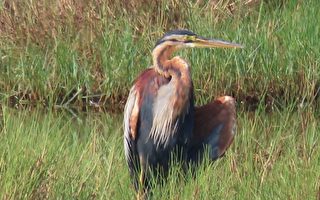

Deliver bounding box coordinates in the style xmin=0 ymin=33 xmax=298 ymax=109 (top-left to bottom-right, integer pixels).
xmin=192 ymin=96 xmax=236 ymax=156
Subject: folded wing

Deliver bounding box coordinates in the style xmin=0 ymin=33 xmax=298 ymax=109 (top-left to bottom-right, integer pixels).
xmin=188 ymin=96 xmax=236 ymax=163
xmin=123 ymin=86 xmax=141 ymax=190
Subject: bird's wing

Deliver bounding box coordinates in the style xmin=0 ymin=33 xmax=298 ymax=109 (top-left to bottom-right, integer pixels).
xmin=189 ymin=96 xmax=236 ymax=162
xmin=123 ymin=86 xmax=140 ymax=186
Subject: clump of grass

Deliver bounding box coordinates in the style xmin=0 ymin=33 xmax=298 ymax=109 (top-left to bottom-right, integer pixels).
xmin=0 ymin=107 xmax=132 ymax=199
xmin=0 ymin=106 xmax=319 ymax=198
xmin=0 ymin=0 xmax=319 ymax=111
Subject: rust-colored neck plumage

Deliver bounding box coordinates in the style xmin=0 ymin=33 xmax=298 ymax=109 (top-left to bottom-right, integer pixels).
xmin=152 ymin=42 xmax=190 ymax=79
xmin=152 ymin=43 xmax=176 ymax=77
xmin=152 ymin=42 xmax=192 ymax=116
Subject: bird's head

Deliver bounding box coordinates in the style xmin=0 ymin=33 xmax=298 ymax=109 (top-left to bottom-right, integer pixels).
xmin=154 ymin=29 xmax=243 ymax=51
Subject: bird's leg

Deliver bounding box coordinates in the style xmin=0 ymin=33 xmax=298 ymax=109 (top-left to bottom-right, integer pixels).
xmin=137 ymin=156 xmax=147 ymax=200
xmin=136 ymin=170 xmax=146 ymax=200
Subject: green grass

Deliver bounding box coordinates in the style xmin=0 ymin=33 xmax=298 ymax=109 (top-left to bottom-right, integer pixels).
xmin=0 ymin=107 xmax=319 ymax=199
xmin=0 ymin=0 xmax=319 ymax=109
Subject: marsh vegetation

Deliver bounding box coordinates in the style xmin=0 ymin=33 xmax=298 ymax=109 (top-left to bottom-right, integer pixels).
xmin=0 ymin=0 xmax=319 ymax=199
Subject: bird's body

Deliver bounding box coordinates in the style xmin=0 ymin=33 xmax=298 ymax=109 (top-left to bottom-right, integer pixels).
xmin=123 ymin=29 xmax=242 ymax=195
xmin=124 ymin=67 xmax=194 ymax=190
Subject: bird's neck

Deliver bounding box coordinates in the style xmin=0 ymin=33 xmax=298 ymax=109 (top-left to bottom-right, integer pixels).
xmin=152 ymin=45 xmax=176 ymax=77
xmin=152 ymin=45 xmax=192 ymax=115
xmin=152 ymin=44 xmax=191 ymax=83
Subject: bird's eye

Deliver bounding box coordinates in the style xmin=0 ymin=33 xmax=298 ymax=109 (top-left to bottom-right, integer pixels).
xmin=169 ymin=39 xmax=178 ymax=42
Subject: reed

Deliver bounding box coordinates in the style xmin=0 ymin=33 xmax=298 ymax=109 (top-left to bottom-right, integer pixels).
xmin=0 ymin=0 xmax=319 ymax=111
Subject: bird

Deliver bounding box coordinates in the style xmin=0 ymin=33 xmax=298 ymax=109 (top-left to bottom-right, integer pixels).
xmin=123 ymin=29 xmax=242 ymax=195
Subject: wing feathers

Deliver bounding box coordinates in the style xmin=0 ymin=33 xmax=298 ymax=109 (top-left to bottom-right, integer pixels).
xmin=123 ymin=86 xmax=140 ymax=164
xmin=190 ymin=96 xmax=236 ymax=161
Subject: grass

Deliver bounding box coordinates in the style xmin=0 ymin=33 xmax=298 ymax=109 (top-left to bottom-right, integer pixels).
xmin=0 ymin=106 xmax=319 ymax=199
xmin=0 ymin=0 xmax=319 ymax=110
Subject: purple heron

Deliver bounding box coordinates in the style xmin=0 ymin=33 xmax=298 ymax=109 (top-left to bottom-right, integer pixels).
xmin=123 ymin=30 xmax=242 ymax=193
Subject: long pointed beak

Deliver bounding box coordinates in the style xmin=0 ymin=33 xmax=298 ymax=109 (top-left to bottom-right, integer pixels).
xmin=194 ymin=36 xmax=243 ymax=48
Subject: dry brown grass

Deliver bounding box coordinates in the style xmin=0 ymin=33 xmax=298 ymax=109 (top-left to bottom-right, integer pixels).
xmin=1 ymin=0 xmax=318 ymax=112
xmin=0 ymin=0 xmax=261 ymax=46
